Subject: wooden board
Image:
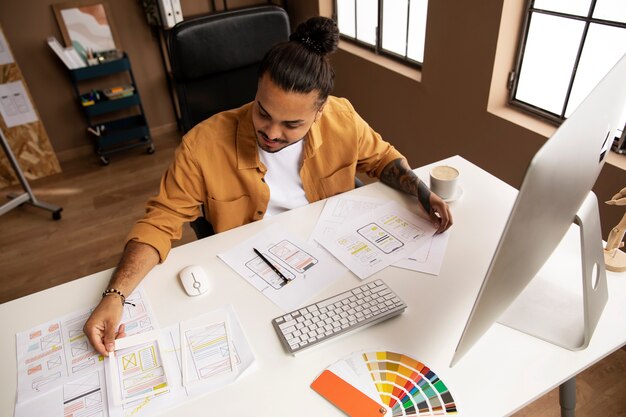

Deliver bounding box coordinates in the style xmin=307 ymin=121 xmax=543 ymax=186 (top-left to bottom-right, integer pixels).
xmin=0 ymin=26 xmax=61 ymax=189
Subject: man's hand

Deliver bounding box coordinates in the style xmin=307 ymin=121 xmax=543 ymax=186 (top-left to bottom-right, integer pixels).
xmin=82 ymin=240 xmax=159 ymax=356
xmin=428 ymin=192 xmax=452 ymax=233
xmin=380 ymin=158 xmax=454 ymax=233
xmin=83 ymin=295 xmax=126 ymax=356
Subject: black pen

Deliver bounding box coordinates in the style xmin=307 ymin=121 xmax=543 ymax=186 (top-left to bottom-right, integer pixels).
xmin=253 ymin=248 xmax=290 ymax=284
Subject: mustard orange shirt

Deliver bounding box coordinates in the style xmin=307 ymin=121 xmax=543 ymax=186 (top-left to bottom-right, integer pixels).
xmin=127 ymin=96 xmax=404 ymax=261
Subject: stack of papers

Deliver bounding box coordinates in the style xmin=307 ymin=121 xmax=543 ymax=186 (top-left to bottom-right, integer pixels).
xmin=312 ymin=197 xmax=449 ymax=279
xmin=218 ymin=196 xmax=450 ymax=318
xmin=14 ymin=288 xmax=254 ymax=417
xmin=46 ymin=37 xmax=86 ymax=69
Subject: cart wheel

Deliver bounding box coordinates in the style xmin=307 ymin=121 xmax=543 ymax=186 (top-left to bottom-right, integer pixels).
xmin=100 ymin=155 xmax=110 ymax=165
xmin=52 ymin=209 xmax=62 ymax=220
xmin=146 ymin=143 xmax=155 ymax=154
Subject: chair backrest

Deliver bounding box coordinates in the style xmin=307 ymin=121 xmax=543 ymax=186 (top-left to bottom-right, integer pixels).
xmin=168 ymin=6 xmax=290 ymax=133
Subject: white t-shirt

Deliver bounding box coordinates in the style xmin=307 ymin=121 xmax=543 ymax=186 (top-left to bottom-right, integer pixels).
xmin=258 ymin=140 xmax=309 ymax=217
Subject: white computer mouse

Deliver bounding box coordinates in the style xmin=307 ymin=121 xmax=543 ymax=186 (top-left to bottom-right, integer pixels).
xmin=178 ymin=265 xmax=211 ymax=296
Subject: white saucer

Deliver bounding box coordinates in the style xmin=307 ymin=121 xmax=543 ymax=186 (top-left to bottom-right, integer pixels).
xmin=443 ymin=186 xmax=463 ymax=203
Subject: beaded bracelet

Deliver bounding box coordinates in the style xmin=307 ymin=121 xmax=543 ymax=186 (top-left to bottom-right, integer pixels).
xmin=102 ymin=288 xmax=135 ymax=306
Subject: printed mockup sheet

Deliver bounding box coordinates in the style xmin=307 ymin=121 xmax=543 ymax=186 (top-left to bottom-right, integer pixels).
xmin=15 ymin=287 xmax=156 ymax=404
xmin=316 ymin=201 xmax=437 ymax=279
xmin=105 ymin=305 xmax=255 ymax=417
xmin=218 ymin=223 xmax=347 ymax=311
xmin=311 ymin=195 xmax=448 ymax=276
xmin=180 ymin=309 xmax=237 ymax=387
xmin=393 ymin=231 xmax=450 ymax=276
xmin=107 ymin=331 xmax=171 ymax=406
xmin=15 ymin=299 xmax=254 ymax=417
xmin=309 ymin=195 xmax=386 ymax=245
xmin=14 ymin=368 xmax=109 ymax=417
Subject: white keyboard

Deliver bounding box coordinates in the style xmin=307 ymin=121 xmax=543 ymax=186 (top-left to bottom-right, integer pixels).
xmin=272 ymin=280 xmax=407 ymax=354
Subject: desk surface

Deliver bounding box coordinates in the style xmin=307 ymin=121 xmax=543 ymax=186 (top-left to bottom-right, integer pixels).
xmin=2 ymin=156 xmax=625 ymax=416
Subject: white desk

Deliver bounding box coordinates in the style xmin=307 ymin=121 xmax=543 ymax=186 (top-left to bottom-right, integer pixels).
xmin=2 ymin=156 xmax=625 ymax=416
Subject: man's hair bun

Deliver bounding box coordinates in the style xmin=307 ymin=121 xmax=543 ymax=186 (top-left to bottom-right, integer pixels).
xmin=289 ymin=16 xmax=339 ymax=56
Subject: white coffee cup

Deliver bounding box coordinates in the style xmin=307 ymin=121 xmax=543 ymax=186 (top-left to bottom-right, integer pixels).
xmin=429 ymin=165 xmax=459 ymax=200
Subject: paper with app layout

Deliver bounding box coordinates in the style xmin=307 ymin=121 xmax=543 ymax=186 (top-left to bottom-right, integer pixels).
xmin=316 ymin=201 xmax=437 ymax=279
xmin=218 ymin=223 xmax=346 ymax=311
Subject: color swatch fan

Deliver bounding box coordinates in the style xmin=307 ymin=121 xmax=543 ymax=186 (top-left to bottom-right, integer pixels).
xmin=311 ymin=350 xmax=457 ymax=416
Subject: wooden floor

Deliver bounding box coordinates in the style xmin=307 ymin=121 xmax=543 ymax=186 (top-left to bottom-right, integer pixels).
xmin=1 ymin=131 xmax=624 ymax=416
xmin=0 ymin=131 xmax=196 ymax=303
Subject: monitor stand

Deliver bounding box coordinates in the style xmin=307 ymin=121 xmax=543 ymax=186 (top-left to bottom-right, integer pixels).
xmin=497 ymin=192 xmax=608 ymax=350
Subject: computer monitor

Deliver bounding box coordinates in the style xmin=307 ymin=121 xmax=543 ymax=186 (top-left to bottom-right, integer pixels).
xmin=450 ymin=54 xmax=626 ymax=367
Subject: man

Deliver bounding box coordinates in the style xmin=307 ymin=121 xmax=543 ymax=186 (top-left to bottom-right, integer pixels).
xmin=84 ymin=16 xmax=452 ymax=356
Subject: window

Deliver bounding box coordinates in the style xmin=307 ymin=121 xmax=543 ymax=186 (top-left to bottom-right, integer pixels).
xmin=334 ymin=0 xmax=429 ymax=67
xmin=509 ymin=0 xmax=626 ymax=123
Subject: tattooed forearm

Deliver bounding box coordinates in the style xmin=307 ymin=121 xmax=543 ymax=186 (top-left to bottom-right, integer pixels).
xmin=380 ymin=158 xmax=431 ymax=212
xmin=380 ymin=158 xmax=417 ymax=193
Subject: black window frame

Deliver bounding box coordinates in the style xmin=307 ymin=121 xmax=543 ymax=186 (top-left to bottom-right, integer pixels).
xmin=333 ymin=0 xmax=425 ymax=69
xmin=509 ymin=0 xmax=626 ymax=125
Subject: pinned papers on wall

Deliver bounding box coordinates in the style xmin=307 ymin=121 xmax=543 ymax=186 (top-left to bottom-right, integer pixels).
xmin=0 ymin=29 xmax=14 ymax=65
xmin=0 ymin=81 xmax=38 ymax=128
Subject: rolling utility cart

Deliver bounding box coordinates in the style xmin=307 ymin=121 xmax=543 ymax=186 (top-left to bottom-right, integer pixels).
xmin=69 ymin=53 xmax=154 ymax=165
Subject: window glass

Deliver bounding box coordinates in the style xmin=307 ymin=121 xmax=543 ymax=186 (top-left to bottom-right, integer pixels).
xmin=337 ymin=0 xmax=356 ymax=38
xmin=515 ymin=14 xmax=584 ymax=115
xmin=407 ymin=0 xmax=428 ymax=62
xmin=356 ymin=0 xmax=378 ymax=45
xmin=335 ymin=0 xmax=429 ymax=66
xmin=593 ymin=0 xmax=626 ymax=23
xmin=565 ymin=24 xmax=626 ymax=116
xmin=533 ymin=0 xmax=591 ymax=17
xmin=382 ymin=0 xmax=408 ymax=56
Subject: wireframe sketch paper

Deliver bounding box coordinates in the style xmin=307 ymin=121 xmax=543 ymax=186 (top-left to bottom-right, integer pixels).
xmin=15 ymin=301 xmax=254 ymax=417
xmin=178 ymin=305 xmax=255 ymax=398
xmin=14 ymin=368 xmax=109 ymax=417
xmin=105 ymin=305 xmax=255 ymax=417
xmin=180 ymin=308 xmax=237 ymax=387
xmin=311 ymin=195 xmax=448 ymax=275
xmin=309 ymin=195 xmax=387 ymax=244
xmin=316 ymin=201 xmax=437 ymax=279
xmin=15 ymin=286 xmax=157 ymax=404
xmin=219 ymin=223 xmax=347 ymax=311
xmin=106 ymin=330 xmax=171 ymax=406
xmin=393 ymin=231 xmax=450 ymax=275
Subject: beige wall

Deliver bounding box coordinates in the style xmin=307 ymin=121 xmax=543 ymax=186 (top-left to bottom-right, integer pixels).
xmin=0 ymin=0 xmax=280 ymax=160
xmin=0 ymin=0 xmax=175 ymax=159
xmin=317 ymin=0 xmax=625 ymax=239
xmin=0 ymin=0 xmax=624 ymax=237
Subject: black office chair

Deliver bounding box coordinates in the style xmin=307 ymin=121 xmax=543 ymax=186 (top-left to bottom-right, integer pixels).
xmin=168 ymin=6 xmax=290 ymax=239
xmin=168 ymin=6 xmax=291 ymax=133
